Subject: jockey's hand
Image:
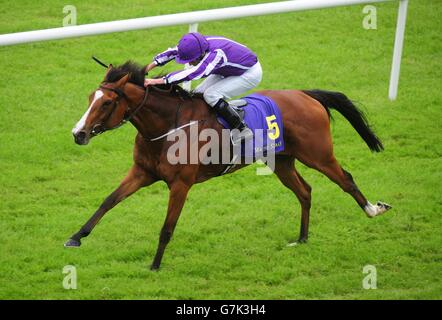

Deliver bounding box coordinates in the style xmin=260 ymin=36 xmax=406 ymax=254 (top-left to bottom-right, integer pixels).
xmin=144 ymin=78 xmax=165 ymax=87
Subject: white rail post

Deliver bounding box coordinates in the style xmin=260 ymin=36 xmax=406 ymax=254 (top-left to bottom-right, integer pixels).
xmin=182 ymin=23 xmax=199 ymax=91
xmin=388 ymin=0 xmax=408 ymax=101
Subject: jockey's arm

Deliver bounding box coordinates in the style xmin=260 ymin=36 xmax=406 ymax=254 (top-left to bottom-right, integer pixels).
xmin=144 ymin=77 xmax=165 ymax=87
xmin=162 ymin=51 xmax=222 ymax=85
xmin=152 ymin=46 xmax=178 ymax=67
xmin=144 ymin=46 xmax=179 ymax=87
xmin=146 ymin=62 xmax=158 ymax=72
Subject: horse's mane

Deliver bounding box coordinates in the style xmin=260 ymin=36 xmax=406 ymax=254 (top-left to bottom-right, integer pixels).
xmin=104 ymin=60 xmax=203 ymax=100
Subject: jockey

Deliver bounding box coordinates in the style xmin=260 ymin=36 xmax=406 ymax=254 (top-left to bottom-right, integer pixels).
xmin=144 ymin=32 xmax=262 ymax=144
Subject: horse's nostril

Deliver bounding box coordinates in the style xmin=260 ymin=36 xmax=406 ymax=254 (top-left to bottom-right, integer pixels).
xmin=74 ymin=131 xmax=87 ymax=144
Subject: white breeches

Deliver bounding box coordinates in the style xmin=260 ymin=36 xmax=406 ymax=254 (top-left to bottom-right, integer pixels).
xmin=194 ymin=61 xmax=263 ymax=107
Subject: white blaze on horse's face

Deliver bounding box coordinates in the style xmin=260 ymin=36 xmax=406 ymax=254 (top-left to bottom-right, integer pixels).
xmin=72 ymin=90 xmax=104 ymax=135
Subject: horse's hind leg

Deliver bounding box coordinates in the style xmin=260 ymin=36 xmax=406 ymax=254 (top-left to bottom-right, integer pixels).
xmin=315 ymin=156 xmax=391 ymax=218
xmin=274 ymin=155 xmax=312 ymax=243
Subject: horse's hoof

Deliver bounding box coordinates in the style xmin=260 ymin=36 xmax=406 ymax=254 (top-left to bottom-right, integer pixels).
xmin=376 ymin=201 xmax=392 ymax=215
xmin=365 ymin=201 xmax=392 ymax=218
xmin=150 ymin=264 xmax=160 ymax=271
xmin=64 ymin=239 xmax=81 ymax=247
xmin=377 ymin=201 xmax=392 ymax=210
xmin=287 ymin=238 xmax=307 ymax=247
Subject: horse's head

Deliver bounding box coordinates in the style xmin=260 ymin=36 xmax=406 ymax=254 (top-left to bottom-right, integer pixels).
xmin=72 ymin=66 xmax=132 ymax=145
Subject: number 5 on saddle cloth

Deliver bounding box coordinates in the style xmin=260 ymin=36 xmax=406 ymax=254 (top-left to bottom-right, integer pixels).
xmin=217 ymin=93 xmax=285 ymax=159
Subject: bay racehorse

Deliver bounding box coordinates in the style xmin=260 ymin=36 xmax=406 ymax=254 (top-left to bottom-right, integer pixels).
xmin=65 ymin=61 xmax=391 ymax=270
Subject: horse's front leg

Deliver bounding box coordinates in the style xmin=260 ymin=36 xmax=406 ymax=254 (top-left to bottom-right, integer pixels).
xmin=65 ymin=165 xmax=156 ymax=247
xmin=151 ymin=179 xmax=192 ymax=270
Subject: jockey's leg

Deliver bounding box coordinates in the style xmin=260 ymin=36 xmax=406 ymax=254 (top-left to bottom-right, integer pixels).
xmin=194 ymin=74 xmax=223 ymax=93
xmin=203 ymin=62 xmax=263 ymax=144
xmin=212 ymin=99 xmax=253 ymax=145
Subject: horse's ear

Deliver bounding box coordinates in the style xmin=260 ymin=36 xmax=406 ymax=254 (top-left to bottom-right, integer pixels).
xmin=115 ymin=73 xmax=130 ymax=87
xmin=104 ymin=64 xmax=113 ymax=79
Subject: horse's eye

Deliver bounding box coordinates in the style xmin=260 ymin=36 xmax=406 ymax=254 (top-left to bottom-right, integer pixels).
xmin=102 ymin=100 xmax=113 ymax=107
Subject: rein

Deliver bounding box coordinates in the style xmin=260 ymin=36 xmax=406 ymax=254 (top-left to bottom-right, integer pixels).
xmin=147 ymin=93 xmax=207 ymax=142
xmin=94 ymin=81 xmax=206 ymax=142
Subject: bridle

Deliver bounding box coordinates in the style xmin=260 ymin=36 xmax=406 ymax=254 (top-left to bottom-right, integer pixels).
xmin=91 ymin=83 xmax=149 ymax=136
xmin=88 ymin=56 xmax=202 ymax=142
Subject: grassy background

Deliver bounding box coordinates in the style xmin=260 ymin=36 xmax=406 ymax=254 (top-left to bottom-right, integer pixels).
xmin=0 ymin=0 xmax=441 ymax=299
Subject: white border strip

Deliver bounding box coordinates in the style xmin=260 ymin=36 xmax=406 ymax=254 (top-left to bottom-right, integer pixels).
xmin=150 ymin=120 xmax=199 ymax=141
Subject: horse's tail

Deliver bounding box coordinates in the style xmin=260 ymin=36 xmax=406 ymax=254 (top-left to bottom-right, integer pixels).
xmin=302 ymin=89 xmax=384 ymax=152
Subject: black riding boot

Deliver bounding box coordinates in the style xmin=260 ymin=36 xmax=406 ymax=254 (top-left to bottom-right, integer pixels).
xmin=213 ymin=99 xmax=253 ymax=144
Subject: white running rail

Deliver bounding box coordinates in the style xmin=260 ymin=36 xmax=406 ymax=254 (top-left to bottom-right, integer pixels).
xmin=0 ymin=0 xmax=408 ymax=100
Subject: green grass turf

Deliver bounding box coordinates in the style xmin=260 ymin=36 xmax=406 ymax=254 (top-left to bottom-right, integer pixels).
xmin=0 ymin=0 xmax=441 ymax=299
